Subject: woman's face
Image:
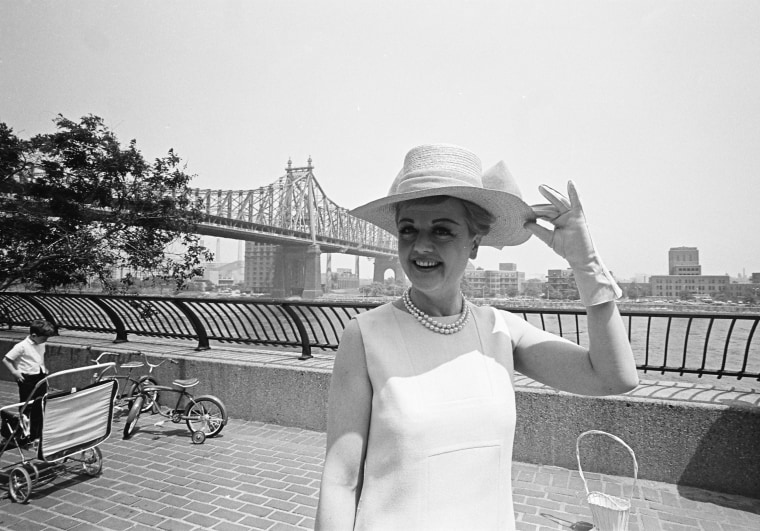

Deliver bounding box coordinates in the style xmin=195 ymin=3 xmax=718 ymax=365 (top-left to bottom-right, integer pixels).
xmin=396 ymin=197 xmax=479 ymax=298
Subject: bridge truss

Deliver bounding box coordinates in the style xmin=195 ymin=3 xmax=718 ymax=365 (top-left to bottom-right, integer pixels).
xmin=189 ymin=159 xmax=397 ymax=258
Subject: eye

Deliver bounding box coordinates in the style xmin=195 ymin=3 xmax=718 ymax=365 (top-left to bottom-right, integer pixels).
xmin=432 ymin=226 xmax=455 ymax=238
xmin=397 ymin=224 xmax=417 ymax=239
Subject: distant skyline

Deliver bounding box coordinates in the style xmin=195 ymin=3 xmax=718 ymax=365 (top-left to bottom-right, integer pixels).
xmin=2 ymin=1 xmax=759 ymax=279
xmin=203 ymin=236 xmax=753 ymax=282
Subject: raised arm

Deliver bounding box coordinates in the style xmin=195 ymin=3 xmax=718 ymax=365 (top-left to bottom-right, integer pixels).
xmin=316 ymin=319 xmax=372 ymax=530
xmin=519 ymin=181 xmax=639 ymax=395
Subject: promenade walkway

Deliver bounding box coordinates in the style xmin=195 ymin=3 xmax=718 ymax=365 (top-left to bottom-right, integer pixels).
xmin=0 ymin=331 xmax=759 ymax=530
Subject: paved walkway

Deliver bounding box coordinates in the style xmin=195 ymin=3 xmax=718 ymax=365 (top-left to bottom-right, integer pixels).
xmin=1 ymin=377 xmax=759 ymax=531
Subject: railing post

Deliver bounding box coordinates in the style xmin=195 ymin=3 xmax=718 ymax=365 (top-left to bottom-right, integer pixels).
xmin=170 ymin=300 xmax=210 ymax=351
xmin=90 ymin=297 xmax=129 ymax=343
xmin=281 ymin=303 xmax=312 ymax=360
xmin=22 ymin=294 xmax=58 ymax=327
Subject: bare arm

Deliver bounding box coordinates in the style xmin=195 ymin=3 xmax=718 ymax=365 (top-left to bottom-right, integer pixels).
xmin=315 ymin=320 xmax=372 ymax=530
xmin=509 ymin=303 xmax=639 ymax=396
xmin=2 ymin=356 xmax=22 ymax=383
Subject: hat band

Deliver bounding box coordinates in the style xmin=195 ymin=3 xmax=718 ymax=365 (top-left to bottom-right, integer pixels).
xmin=393 ymin=172 xmax=482 ymax=196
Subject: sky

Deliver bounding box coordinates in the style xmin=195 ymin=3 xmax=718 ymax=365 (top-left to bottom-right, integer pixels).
xmin=2 ymin=0 xmax=759 ymax=280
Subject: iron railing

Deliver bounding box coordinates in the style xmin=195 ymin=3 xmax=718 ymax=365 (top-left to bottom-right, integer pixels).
xmin=0 ymin=292 xmax=758 ymax=380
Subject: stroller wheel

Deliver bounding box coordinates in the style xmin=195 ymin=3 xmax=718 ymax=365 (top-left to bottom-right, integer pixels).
xmin=81 ymin=447 xmax=103 ymax=476
xmin=8 ymin=465 xmax=32 ymax=503
xmin=27 ymin=462 xmax=41 ymax=483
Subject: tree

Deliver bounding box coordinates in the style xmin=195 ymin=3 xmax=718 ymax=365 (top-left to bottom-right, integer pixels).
xmin=359 ymin=282 xmax=386 ymax=297
xmin=523 ymin=282 xmax=543 ymax=298
xmin=0 ymin=115 xmax=213 ymax=293
xmin=459 ymin=277 xmax=474 ymax=297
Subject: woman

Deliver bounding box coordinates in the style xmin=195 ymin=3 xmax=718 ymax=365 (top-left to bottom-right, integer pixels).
xmin=315 ymin=144 xmax=638 ymax=531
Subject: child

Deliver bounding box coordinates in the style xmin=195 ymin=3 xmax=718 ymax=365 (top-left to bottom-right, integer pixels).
xmin=2 ymin=319 xmax=57 ymax=442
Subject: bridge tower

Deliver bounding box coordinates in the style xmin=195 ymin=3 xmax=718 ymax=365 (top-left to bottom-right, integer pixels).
xmin=373 ymin=256 xmax=406 ymax=283
xmin=269 ymin=157 xmax=323 ymax=299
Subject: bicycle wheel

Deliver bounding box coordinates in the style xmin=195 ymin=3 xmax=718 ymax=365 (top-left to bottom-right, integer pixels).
xmin=130 ymin=376 xmax=159 ymax=413
xmin=8 ymin=465 xmax=32 ymax=503
xmin=81 ymin=447 xmax=103 ymax=476
xmin=184 ymin=396 xmax=228 ymax=438
xmin=123 ymin=394 xmax=144 ymax=440
xmin=100 ymin=376 xmax=128 ymax=416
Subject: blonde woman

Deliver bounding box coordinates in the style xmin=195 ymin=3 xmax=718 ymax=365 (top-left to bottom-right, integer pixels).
xmin=316 ymin=144 xmax=638 ymax=531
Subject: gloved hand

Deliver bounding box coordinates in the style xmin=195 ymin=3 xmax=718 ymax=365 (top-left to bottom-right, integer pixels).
xmin=523 ymin=180 xmax=621 ymax=306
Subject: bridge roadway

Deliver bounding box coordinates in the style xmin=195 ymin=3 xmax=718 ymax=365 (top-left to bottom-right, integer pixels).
xmin=1 ymin=330 xmax=759 ymax=530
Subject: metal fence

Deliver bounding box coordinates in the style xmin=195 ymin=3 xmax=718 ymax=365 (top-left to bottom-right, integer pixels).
xmin=1 ymin=292 xmax=758 ymax=380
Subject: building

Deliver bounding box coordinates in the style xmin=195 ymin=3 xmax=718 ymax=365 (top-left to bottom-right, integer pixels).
xmin=669 ymin=246 xmax=701 ymax=275
xmin=203 ymin=260 xmax=245 ymax=287
xmin=325 ymin=268 xmax=360 ymax=291
xmin=546 ymin=268 xmax=578 ymax=299
xmin=463 ymin=262 xmax=524 ymax=297
xmin=649 ymin=275 xmax=729 ymax=298
xmin=244 ymin=242 xmax=277 ymax=293
xmin=650 ymin=246 xmax=729 ymax=298
xmin=725 ymin=281 xmax=760 ymax=301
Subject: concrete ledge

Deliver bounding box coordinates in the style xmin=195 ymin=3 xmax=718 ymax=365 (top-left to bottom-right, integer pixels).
xmin=1 ymin=334 xmax=758 ymax=499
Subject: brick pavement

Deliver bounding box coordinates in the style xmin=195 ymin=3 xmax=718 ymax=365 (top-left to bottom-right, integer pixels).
xmin=1 ymin=379 xmax=759 ymax=531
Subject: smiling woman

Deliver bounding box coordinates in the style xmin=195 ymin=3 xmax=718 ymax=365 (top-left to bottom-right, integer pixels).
xmin=315 ymin=143 xmax=639 ymax=531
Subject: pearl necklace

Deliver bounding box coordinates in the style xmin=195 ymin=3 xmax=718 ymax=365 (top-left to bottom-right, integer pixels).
xmin=402 ymin=288 xmax=470 ymax=335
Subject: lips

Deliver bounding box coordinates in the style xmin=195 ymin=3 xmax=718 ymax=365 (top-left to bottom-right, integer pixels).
xmin=413 ymin=259 xmax=440 ymax=269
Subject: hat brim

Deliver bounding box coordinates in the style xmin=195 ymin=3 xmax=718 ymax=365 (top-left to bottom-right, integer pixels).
xmin=350 ymin=186 xmax=535 ymax=247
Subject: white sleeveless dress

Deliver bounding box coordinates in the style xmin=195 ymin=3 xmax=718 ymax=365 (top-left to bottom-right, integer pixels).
xmin=353 ymin=303 xmax=517 ymax=531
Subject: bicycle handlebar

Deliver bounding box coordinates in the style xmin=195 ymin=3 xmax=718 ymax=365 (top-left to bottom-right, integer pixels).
xmin=81 ymin=345 xmax=177 ymax=371
xmin=143 ymin=356 xmax=177 ymax=371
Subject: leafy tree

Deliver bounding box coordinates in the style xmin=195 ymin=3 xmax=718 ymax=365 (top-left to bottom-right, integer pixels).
xmin=383 ymin=278 xmax=406 ymax=296
xmin=360 ymin=282 xmax=386 ymax=297
xmin=0 ymin=115 xmax=213 ymax=293
xmin=523 ymin=282 xmax=543 ymax=298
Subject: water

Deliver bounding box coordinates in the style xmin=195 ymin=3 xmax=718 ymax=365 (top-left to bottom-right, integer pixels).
xmin=520 ymin=312 xmax=760 ymax=391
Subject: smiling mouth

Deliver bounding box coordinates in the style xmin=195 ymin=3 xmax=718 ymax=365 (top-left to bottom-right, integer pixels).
xmin=413 ymin=259 xmax=441 ymax=269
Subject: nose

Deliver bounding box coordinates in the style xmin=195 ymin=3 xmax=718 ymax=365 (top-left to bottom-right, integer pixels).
xmin=412 ymin=231 xmax=434 ymax=253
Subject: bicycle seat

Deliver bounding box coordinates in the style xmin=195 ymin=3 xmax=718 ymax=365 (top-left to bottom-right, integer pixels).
xmin=172 ymin=378 xmax=199 ymax=388
xmin=120 ymin=361 xmax=144 ymax=369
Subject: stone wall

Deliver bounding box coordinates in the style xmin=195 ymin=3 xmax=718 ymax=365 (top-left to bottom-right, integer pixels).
xmin=1 ymin=338 xmax=758 ymax=499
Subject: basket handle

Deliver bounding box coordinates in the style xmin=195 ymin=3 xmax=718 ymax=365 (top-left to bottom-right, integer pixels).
xmin=576 ymin=430 xmax=639 ymax=497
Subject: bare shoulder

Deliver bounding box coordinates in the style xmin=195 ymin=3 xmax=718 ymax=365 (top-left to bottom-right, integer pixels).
xmin=334 ymin=318 xmax=368 ymax=376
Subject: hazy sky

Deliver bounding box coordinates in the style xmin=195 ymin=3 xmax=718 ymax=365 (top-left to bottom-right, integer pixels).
xmin=2 ymin=0 xmax=759 ymax=280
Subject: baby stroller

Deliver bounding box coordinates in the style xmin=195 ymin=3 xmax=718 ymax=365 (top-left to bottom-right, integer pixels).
xmin=1 ymin=363 xmax=117 ymax=503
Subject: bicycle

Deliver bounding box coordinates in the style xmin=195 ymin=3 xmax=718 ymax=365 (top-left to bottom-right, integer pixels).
xmin=88 ymin=349 xmax=161 ymax=417
xmin=122 ymin=356 xmax=228 ymax=444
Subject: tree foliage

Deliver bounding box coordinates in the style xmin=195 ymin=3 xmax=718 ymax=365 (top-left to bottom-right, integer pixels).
xmin=0 ymin=114 xmax=213 ymax=292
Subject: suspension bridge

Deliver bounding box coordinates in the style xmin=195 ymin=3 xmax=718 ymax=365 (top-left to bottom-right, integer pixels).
xmin=189 ymin=158 xmax=404 ymax=298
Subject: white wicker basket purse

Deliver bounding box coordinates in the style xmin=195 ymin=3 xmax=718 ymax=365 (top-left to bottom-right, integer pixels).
xmin=576 ymin=430 xmax=639 ymax=531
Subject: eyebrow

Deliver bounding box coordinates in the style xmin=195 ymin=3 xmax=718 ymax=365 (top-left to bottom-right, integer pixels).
xmin=397 ymin=217 xmax=462 ymax=225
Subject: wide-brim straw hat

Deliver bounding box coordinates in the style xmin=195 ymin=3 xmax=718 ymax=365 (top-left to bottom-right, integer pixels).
xmin=350 ymin=143 xmax=535 ymax=247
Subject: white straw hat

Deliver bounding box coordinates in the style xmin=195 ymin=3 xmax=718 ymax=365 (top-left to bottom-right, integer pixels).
xmin=350 ymin=143 xmax=534 ymax=247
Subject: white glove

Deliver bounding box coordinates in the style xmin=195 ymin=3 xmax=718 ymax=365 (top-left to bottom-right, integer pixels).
xmin=523 ymin=181 xmax=621 ymax=306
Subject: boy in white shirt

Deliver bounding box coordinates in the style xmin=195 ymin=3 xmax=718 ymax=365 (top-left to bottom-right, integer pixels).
xmin=2 ymin=319 xmax=58 ymax=442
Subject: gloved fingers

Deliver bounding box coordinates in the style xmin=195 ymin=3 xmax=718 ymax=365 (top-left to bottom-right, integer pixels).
xmin=531 ymin=203 xmax=562 ymax=221
xmin=523 ymin=221 xmax=555 ymax=249
xmin=567 ymin=180 xmax=585 ymax=213
xmin=538 ymin=184 xmax=572 ymax=211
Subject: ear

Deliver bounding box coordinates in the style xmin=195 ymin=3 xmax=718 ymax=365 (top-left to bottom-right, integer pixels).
xmin=470 ymin=236 xmax=481 ymax=259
